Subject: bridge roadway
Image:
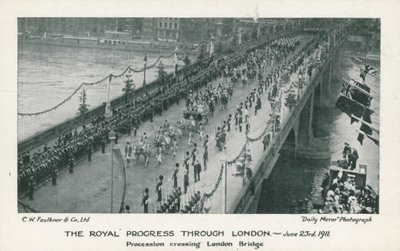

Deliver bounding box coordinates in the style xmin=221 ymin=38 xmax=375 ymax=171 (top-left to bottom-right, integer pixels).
xmin=19 ymin=34 xmax=315 ymax=213
xmin=207 ymin=35 xmax=343 ymax=214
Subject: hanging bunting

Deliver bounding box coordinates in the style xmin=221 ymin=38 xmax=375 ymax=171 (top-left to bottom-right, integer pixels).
xmin=18 ymin=83 xmax=84 ymax=116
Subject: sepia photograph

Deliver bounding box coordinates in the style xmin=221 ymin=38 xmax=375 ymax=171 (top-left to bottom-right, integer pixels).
xmin=16 ymin=17 xmax=380 ymax=214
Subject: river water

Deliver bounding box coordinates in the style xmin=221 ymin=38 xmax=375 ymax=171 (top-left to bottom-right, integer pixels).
xmin=18 ymin=43 xmax=182 ymax=141
xmin=257 ymin=56 xmax=380 ymax=213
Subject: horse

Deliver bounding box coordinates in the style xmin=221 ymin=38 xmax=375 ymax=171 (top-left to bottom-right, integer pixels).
xmin=177 ymin=119 xmax=196 ymax=135
xmin=169 ymin=126 xmax=182 ymax=139
xmin=154 ymin=133 xmax=172 ymax=154
xmin=133 ymin=144 xmax=151 ymax=167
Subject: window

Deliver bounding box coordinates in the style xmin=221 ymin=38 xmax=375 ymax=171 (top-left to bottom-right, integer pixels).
xmin=169 ymin=23 xmax=172 ymax=29
xmin=159 ymin=22 xmax=162 ymax=28
xmin=174 ymin=23 xmax=177 ymax=29
xmin=164 ymin=22 xmax=167 ymax=28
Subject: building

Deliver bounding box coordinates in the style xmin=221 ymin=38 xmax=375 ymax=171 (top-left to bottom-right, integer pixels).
xmin=156 ymin=18 xmax=180 ymax=42
xmin=18 ymin=18 xmax=117 ymax=37
xmin=142 ymin=18 xmax=157 ymax=40
xmin=18 ymin=18 xmax=145 ymax=37
xmin=179 ymin=18 xmax=234 ymax=43
xmin=18 ymin=18 xmax=241 ymax=43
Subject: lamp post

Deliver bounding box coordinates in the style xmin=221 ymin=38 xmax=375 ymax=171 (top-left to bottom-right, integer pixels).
xmin=143 ymin=54 xmax=147 ymax=92
xmin=109 ymin=129 xmax=116 ymax=213
xmin=222 ymin=146 xmax=228 ymax=214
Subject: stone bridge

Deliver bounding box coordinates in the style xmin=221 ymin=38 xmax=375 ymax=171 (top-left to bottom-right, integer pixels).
xmin=225 ymin=40 xmax=343 ymax=214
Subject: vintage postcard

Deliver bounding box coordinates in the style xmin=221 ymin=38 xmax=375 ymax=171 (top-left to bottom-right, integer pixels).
xmin=1 ymin=0 xmax=399 ymax=250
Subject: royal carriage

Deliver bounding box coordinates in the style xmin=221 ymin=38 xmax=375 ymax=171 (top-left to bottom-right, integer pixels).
xmin=180 ymin=101 xmax=210 ymax=133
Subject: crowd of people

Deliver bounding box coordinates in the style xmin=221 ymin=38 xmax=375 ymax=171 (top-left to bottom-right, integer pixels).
xmin=18 ymin=27 xmax=342 ymax=214
xmin=312 ymin=142 xmax=377 ymax=214
xmin=148 ymin=33 xmax=335 ymax=213
xmin=317 ymin=165 xmax=378 ymax=214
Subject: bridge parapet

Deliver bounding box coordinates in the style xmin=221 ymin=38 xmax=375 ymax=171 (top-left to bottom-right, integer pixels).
xmin=231 ymin=39 xmax=343 ymax=213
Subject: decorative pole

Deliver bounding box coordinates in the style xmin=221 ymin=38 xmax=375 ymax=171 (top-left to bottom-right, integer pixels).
xmin=105 ymin=74 xmax=112 ymax=119
xmin=223 ymin=147 xmax=228 ymax=214
xmin=143 ymin=54 xmax=147 ymax=92
xmin=224 ymin=157 xmax=227 ymax=214
xmin=109 ymin=130 xmax=116 ymax=213
xmin=78 ymin=85 xmax=89 ymax=124
xmin=173 ymin=45 xmax=178 ymax=76
xmin=273 ymin=102 xmax=276 ymax=132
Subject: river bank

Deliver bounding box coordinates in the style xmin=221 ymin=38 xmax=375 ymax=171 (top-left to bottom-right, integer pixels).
xmin=18 ymin=39 xmax=200 ymax=55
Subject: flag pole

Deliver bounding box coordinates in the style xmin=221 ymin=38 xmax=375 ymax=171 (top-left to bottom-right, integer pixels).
xmin=351 ymin=114 xmax=379 ymax=133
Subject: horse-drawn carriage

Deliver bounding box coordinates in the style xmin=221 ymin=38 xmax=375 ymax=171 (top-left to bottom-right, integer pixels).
xmin=180 ymin=101 xmax=210 ymax=133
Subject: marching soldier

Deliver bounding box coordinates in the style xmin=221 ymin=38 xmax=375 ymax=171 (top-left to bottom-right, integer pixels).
xmin=28 ymin=176 xmax=35 ymax=200
xmin=87 ymin=145 xmax=92 ymax=162
xmin=203 ymin=147 xmax=208 ymax=171
xmin=142 ymin=188 xmax=149 ymax=213
xmin=172 ymin=138 xmax=177 ymax=158
xmin=149 ymin=102 xmax=154 ymax=122
xmin=245 ymin=122 xmax=251 ymax=135
xmin=203 ymin=134 xmax=209 ymax=151
xmin=194 ymin=159 xmax=202 ymax=183
xmin=256 ymin=95 xmax=261 ymax=115
xmin=51 ymin=167 xmax=57 ymax=186
xmin=124 ymin=142 xmax=133 ymax=165
xmin=156 ymin=175 xmax=163 ymax=202
xmin=191 ymin=143 xmax=197 ymax=163
xmin=183 ymin=170 xmax=189 ymax=194
xmin=101 ymin=136 xmax=106 ymax=153
xmin=115 ymin=131 xmax=119 ymax=144
xmin=184 ymin=151 xmax=190 ymax=173
xmin=68 ymin=154 xmax=75 ymax=173
xmin=227 ymin=114 xmax=232 ymax=132
xmin=157 ymin=97 xmax=163 ymax=116
xmin=172 ymin=163 xmax=179 ymax=188
xmin=177 ymin=187 xmax=182 ymax=209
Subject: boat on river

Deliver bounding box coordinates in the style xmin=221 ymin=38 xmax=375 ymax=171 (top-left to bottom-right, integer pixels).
xmin=311 ymin=160 xmax=378 ymax=214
